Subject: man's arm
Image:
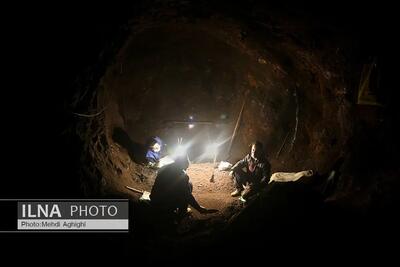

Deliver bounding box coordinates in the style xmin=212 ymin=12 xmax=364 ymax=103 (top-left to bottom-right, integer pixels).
xmin=231 ymin=155 xmax=248 ymax=172
xmin=260 ymin=161 xmax=272 ymax=184
xmin=188 ymin=195 xmax=218 ymax=214
xmin=187 ymin=194 xmax=204 ymax=212
xmin=183 ymin=176 xmax=217 ymax=214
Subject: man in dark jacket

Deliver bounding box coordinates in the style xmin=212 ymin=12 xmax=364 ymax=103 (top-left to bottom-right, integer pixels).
xmin=230 ymin=141 xmax=271 ymax=200
xmin=150 ymin=156 xmax=216 ymax=217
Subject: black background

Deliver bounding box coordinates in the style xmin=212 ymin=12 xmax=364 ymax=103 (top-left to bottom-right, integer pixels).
xmin=2 ymin=1 xmax=398 ymax=264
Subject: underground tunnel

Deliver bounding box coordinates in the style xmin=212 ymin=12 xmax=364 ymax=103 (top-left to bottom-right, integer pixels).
xmin=78 ymin=11 xmax=351 ymax=194
xmin=9 ymin=1 xmax=398 ymax=264
xmin=76 ymin=12 xmax=351 ymax=227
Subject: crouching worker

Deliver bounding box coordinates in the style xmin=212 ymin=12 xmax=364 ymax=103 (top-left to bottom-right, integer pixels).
xmin=145 ymin=136 xmax=163 ymax=168
xmin=230 ymin=141 xmax=271 ymax=201
xmin=150 ymin=156 xmax=217 ymax=219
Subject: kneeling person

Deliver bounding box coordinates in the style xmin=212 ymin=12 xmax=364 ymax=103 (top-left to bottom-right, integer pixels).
xmin=150 ymin=156 xmax=216 ymax=217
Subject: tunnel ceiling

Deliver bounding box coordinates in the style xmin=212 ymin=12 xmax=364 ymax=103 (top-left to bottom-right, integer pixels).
xmin=102 ymin=22 xmax=297 ymax=160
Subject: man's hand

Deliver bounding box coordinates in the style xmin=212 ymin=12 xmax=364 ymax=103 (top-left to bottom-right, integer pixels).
xmin=260 ymin=177 xmax=269 ymax=185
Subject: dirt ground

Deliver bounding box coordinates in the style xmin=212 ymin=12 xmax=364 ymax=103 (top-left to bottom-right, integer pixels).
xmin=187 ymin=163 xmax=242 ymax=218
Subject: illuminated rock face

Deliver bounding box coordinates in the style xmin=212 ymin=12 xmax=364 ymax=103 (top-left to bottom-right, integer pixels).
xmin=98 ymin=20 xmax=351 ymax=178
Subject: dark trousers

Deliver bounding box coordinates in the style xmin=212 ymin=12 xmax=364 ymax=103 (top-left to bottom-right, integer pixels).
xmin=152 ymin=181 xmax=193 ymax=215
xmin=176 ymin=182 xmax=193 ymax=215
xmin=233 ymin=169 xmax=259 ymax=190
xmin=232 ymin=169 xmax=262 ymax=200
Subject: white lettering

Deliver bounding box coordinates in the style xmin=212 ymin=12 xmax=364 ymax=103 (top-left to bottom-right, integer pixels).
xmin=28 ymin=204 xmax=36 ymax=218
xmin=37 ymin=204 xmax=48 ymax=217
xmin=99 ymin=205 xmax=107 ymax=216
xmin=108 ymin=205 xmax=117 ymax=216
xmin=70 ymin=205 xmax=78 ymax=216
xmin=67 ymin=205 xmax=120 ymax=217
xmin=49 ymin=205 xmax=61 ymax=218
xmin=80 ymin=205 xmax=87 ymax=217
xmin=89 ymin=206 xmax=98 ymax=216
xmin=22 ymin=204 xmax=61 ymax=218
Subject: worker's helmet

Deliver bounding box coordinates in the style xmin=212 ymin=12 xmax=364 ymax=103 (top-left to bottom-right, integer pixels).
xmin=173 ymin=155 xmax=190 ymax=170
xmin=146 ymin=136 xmax=163 ymax=151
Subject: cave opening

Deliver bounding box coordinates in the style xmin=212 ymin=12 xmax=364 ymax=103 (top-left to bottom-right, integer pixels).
xmin=14 ymin=0 xmax=398 ymax=263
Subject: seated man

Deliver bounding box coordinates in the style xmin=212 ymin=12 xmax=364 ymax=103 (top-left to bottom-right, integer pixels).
xmin=145 ymin=136 xmax=163 ymax=167
xmin=230 ymin=141 xmax=271 ymax=200
xmin=150 ymin=156 xmax=216 ymax=217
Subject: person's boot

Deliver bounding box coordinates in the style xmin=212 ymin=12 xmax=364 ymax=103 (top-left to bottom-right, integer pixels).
xmin=231 ymin=188 xmax=243 ymax=197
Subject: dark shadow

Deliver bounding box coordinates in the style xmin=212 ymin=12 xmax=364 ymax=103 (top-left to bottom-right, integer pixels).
xmin=218 ymin=181 xmax=342 ymax=260
xmin=112 ymin=127 xmax=146 ymax=164
xmin=321 ymin=156 xmax=345 ymax=197
xmin=306 ymin=156 xmax=345 ymax=197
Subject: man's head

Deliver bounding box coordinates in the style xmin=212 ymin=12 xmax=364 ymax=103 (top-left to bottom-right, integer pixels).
xmin=174 ymin=155 xmax=190 ymax=171
xmin=147 ymin=136 xmax=162 ymax=152
xmin=250 ymin=141 xmax=264 ymax=160
xmin=151 ymin=142 xmax=161 ymax=153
